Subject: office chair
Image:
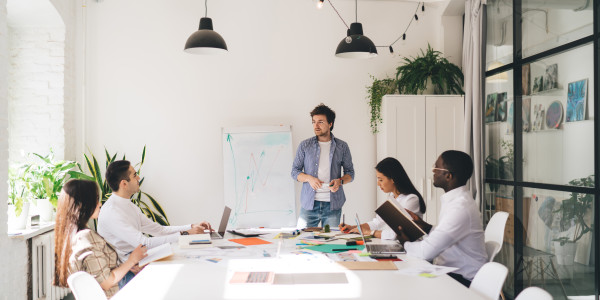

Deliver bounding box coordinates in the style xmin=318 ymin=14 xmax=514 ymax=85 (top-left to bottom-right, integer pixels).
xmin=470 ymin=262 xmax=508 ymax=300
xmin=514 ymin=287 xmax=553 ymax=300
xmin=485 ymin=211 xmax=509 ymax=262
xmin=67 ymin=271 xmax=107 ymax=300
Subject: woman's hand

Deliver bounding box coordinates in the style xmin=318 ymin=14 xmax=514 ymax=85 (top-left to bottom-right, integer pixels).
xmin=127 ymin=244 xmax=148 ymax=265
xmin=339 ymin=224 xmax=356 ymax=233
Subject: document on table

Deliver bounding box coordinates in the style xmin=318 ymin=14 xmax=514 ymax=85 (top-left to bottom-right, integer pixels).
xmin=397 ymin=265 xmax=458 ymax=277
xmin=139 ymin=243 xmax=173 ymax=266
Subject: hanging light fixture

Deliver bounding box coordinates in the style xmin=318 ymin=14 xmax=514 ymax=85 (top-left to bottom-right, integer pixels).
xmin=335 ymin=0 xmax=377 ymax=59
xmin=184 ymin=0 xmax=227 ymax=54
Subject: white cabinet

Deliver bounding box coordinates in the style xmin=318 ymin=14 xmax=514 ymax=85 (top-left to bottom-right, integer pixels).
xmin=376 ymin=95 xmax=465 ymax=225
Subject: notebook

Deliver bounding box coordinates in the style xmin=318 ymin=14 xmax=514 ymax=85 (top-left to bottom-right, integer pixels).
xmin=209 ymin=206 xmax=232 ymax=239
xmin=375 ymin=200 xmax=426 ymax=242
xmin=355 ymin=214 xmax=405 ymax=254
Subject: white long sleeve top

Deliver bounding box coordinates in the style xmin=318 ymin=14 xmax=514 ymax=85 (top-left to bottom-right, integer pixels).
xmin=97 ymin=194 xmax=191 ymax=262
xmin=366 ymin=193 xmax=422 ymax=240
xmin=403 ymin=185 xmax=487 ymax=280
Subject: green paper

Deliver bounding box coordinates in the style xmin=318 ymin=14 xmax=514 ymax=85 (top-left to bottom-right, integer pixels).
xmin=302 ymin=244 xmax=365 ymax=253
xmin=419 ymin=273 xmax=436 ymax=278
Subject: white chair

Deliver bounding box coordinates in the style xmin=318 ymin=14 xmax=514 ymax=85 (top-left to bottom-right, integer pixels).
xmin=470 ymin=262 xmax=509 ymax=300
xmin=67 ymin=271 xmax=107 ymax=300
xmin=515 ymin=287 xmax=553 ymax=300
xmin=485 ymin=211 xmax=509 ymax=262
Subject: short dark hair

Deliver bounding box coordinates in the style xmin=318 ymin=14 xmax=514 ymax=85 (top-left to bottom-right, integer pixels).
xmin=310 ymin=103 xmax=336 ymax=131
xmin=440 ymin=150 xmax=473 ymax=186
xmin=106 ymin=160 xmax=132 ymax=192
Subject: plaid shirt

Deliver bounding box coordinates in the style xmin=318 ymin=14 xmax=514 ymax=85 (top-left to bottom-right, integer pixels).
xmin=70 ymin=229 xmax=119 ymax=298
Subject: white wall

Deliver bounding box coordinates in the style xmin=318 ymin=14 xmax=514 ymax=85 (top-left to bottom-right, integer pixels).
xmin=83 ymin=0 xmax=460 ymax=226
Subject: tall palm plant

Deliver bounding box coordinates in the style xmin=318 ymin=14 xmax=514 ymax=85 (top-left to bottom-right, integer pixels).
xmin=68 ymin=146 xmax=170 ymax=226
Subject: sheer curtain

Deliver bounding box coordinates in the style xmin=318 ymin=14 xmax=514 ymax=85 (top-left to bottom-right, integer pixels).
xmin=462 ymin=0 xmax=486 ymax=208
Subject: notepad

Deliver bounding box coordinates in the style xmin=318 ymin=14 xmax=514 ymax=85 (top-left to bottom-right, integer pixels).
xmin=179 ymin=234 xmax=212 ymax=249
xmin=229 ymin=237 xmax=271 ymax=246
xmin=139 ymin=243 xmax=173 ymax=266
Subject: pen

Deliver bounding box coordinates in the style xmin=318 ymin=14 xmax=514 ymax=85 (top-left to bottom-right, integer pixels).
xmin=332 ymin=248 xmax=356 ymax=251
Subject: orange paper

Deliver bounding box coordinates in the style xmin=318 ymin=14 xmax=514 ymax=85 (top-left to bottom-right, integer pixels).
xmin=229 ymin=237 xmax=272 ymax=246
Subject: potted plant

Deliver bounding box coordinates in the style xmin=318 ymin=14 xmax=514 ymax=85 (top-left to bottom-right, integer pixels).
xmin=485 ymin=140 xmax=514 ymax=193
xmin=7 ymin=165 xmax=31 ymax=230
xmin=366 ymin=75 xmax=397 ymax=133
xmin=395 ymin=44 xmax=464 ymax=95
xmin=552 ymin=175 xmax=594 ymax=265
xmin=24 ymin=151 xmax=76 ymax=222
xmin=68 ymin=146 xmax=171 ymax=228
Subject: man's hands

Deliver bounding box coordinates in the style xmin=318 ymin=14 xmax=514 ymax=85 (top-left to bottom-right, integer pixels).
xmin=328 ymin=178 xmax=342 ymax=192
xmin=405 ymin=210 xmax=432 ymax=233
xmin=306 ymin=175 xmax=324 ymax=191
xmin=188 ymin=221 xmax=212 ymax=234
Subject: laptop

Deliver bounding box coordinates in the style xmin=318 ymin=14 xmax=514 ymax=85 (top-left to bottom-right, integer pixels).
xmin=209 ymin=206 xmax=232 ymax=239
xmin=355 ymin=213 xmax=405 ymax=254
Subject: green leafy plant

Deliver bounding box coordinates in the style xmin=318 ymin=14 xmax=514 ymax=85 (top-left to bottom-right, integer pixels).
xmin=485 ymin=140 xmax=514 ymax=192
xmin=68 ymin=146 xmax=170 ymax=226
xmin=553 ymin=175 xmax=594 ymax=245
xmin=395 ymin=44 xmax=464 ymax=95
xmin=366 ymin=75 xmax=397 ymax=133
xmin=8 ymin=165 xmax=29 ymax=216
xmin=24 ymin=151 xmax=77 ymax=207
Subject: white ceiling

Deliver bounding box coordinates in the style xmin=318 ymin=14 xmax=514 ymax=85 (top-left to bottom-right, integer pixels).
xmin=7 ymin=0 xmax=64 ymax=28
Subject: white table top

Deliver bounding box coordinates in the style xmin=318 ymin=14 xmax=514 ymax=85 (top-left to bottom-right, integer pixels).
xmin=112 ymin=231 xmax=487 ymax=300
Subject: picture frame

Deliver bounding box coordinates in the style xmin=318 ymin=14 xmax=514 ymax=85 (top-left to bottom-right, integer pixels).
xmin=496 ymin=92 xmax=507 ymax=122
xmin=545 ymin=101 xmax=563 ymax=129
xmin=522 ymin=97 xmax=531 ymax=132
xmin=485 ymin=93 xmax=497 ymax=123
xmin=567 ymin=79 xmax=588 ymax=122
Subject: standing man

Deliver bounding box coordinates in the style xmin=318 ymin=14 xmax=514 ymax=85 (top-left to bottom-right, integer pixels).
xmin=396 ymin=150 xmax=487 ymax=287
xmin=98 ymin=160 xmax=211 ymax=287
xmin=291 ymin=103 xmax=355 ymax=228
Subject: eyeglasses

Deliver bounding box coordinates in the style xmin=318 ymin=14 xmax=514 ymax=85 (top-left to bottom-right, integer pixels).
xmin=432 ymin=164 xmax=451 ymax=174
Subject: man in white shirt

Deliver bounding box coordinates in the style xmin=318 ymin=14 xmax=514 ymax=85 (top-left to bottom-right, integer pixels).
xmin=98 ymin=160 xmax=211 ymax=287
xmin=397 ymin=150 xmax=488 ymax=287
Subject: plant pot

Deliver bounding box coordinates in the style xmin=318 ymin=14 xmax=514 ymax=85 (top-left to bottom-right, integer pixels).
xmin=553 ymin=241 xmax=576 ymax=265
xmin=7 ymin=202 xmax=30 ymax=231
xmin=34 ymin=198 xmax=53 ymax=222
xmin=419 ymin=78 xmax=435 ymax=95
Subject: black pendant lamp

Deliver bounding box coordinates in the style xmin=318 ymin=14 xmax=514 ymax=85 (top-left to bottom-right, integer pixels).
xmin=335 ymin=0 xmax=377 ymax=59
xmin=184 ymin=0 xmax=227 ymax=55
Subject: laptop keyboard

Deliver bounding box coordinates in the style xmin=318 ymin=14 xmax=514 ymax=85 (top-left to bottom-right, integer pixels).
xmin=367 ymin=243 xmax=404 ymax=253
xmin=210 ymin=232 xmax=222 ymax=239
xmin=246 ymin=272 xmax=270 ymax=283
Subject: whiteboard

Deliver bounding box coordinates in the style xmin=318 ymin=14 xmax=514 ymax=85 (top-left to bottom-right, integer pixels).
xmin=222 ymin=126 xmax=296 ymax=228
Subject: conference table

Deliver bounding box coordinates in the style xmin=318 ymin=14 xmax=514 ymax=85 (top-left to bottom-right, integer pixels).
xmin=112 ymin=230 xmax=487 ymax=300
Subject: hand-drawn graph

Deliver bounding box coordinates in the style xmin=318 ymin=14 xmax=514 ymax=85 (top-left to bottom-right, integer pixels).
xmin=223 ymin=126 xmax=296 ymax=228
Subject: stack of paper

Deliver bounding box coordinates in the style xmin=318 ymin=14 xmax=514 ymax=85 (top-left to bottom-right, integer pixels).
xmin=139 ymin=243 xmax=173 ymax=266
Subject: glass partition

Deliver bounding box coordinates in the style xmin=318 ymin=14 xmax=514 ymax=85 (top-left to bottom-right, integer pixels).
xmin=486 ymin=0 xmax=513 ymax=71
xmin=485 ymin=70 xmax=514 ymax=183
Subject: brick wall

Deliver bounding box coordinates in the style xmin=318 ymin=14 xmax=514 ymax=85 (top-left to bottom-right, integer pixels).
xmin=8 ymin=27 xmax=65 ymax=162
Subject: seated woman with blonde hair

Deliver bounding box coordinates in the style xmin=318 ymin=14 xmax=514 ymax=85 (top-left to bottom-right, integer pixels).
xmin=54 ymin=179 xmax=147 ymax=298
xmin=340 ymin=157 xmax=426 ymax=239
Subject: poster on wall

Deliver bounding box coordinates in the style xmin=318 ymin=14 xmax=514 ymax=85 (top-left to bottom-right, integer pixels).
xmin=567 ymin=79 xmax=588 ymax=122
xmin=496 ymin=92 xmax=507 ymax=122
xmin=532 ymin=104 xmax=545 ymax=131
xmin=485 ymin=93 xmax=497 ymax=123
xmin=544 ymin=64 xmax=558 ymax=90
xmin=522 ymin=97 xmax=531 ymax=132
xmin=506 ymin=100 xmax=514 ymax=134
xmin=545 ymin=101 xmax=563 ymax=129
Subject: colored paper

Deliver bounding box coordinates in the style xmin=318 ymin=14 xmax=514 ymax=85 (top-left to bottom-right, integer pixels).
xmin=229 ymin=237 xmax=272 ymax=246
xmin=302 ymin=244 xmax=365 ymax=253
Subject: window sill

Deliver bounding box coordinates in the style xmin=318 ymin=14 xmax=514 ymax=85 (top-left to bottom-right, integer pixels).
xmin=8 ymin=222 xmax=55 ymax=240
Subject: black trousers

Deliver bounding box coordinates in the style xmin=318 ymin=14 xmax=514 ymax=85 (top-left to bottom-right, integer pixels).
xmin=448 ymin=272 xmax=472 ymax=288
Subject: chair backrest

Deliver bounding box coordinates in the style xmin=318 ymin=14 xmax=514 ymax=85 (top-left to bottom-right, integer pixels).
xmin=485 ymin=211 xmax=509 ymax=261
xmin=515 ymin=287 xmax=553 ymax=300
xmin=470 ymin=262 xmax=509 ymax=300
xmin=67 ymin=271 xmax=108 ymax=300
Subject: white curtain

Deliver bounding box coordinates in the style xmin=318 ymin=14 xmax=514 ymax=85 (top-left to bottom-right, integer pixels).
xmin=462 ymin=0 xmax=485 ymax=209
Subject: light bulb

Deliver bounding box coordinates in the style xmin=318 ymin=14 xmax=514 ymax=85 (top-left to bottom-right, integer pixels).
xmin=317 ymin=0 xmax=324 ymax=9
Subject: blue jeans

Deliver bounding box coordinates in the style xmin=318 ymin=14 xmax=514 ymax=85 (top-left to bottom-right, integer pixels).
xmin=118 ymin=271 xmax=136 ymax=289
xmin=298 ymin=201 xmax=341 ymax=228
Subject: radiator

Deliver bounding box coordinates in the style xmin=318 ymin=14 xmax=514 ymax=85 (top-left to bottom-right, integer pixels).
xmin=32 ymin=231 xmax=70 ymax=300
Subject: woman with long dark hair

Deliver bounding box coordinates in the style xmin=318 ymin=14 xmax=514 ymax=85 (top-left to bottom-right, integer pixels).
xmin=54 ymin=179 xmax=147 ymax=298
xmin=340 ymin=157 xmax=426 ymax=239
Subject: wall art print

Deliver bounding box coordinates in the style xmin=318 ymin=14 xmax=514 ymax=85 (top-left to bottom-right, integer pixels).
xmin=496 ymin=92 xmax=507 ymax=122
xmin=506 ymin=100 xmax=514 ymax=134
xmin=567 ymin=79 xmax=587 ymax=122
xmin=533 ymin=103 xmax=545 ymax=131
xmin=522 ymin=97 xmax=531 ymax=132
xmin=485 ymin=93 xmax=497 ymax=123
xmin=545 ymin=101 xmax=563 ymax=129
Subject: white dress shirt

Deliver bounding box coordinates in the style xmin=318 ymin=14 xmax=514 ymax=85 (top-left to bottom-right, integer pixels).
xmin=403 ymin=185 xmax=487 ymax=280
xmin=367 ymin=193 xmax=422 ymax=240
xmin=98 ymin=194 xmax=191 ymax=262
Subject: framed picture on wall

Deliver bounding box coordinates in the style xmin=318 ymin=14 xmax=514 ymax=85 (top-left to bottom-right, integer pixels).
xmin=567 ymin=79 xmax=588 ymax=122
xmin=522 ymin=97 xmax=531 ymax=132
xmin=544 ymin=64 xmax=558 ymax=90
xmin=522 ymin=64 xmax=531 ymax=95
xmin=485 ymin=93 xmax=497 ymax=123
xmin=532 ymin=104 xmax=545 ymax=131
xmin=545 ymin=101 xmax=563 ymax=129
xmin=533 ymin=76 xmax=544 ymax=93
xmin=506 ymin=100 xmax=514 ymax=134
xmin=496 ymin=92 xmax=507 ymax=122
